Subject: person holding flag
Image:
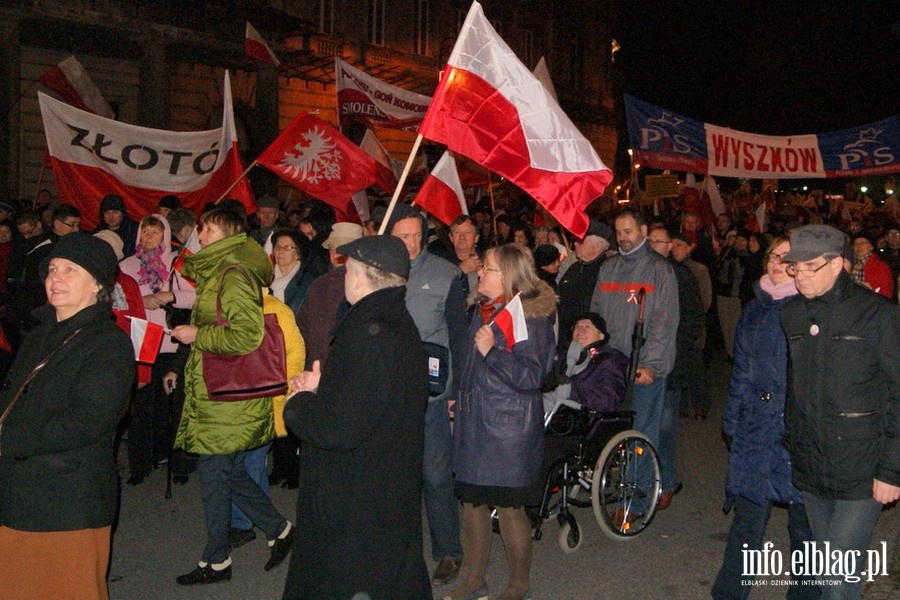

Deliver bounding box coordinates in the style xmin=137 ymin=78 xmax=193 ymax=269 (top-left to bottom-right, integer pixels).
xmin=451 ymin=244 xmax=556 ymax=600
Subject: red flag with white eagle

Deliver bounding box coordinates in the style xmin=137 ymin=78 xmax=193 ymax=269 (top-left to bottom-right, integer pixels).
xmin=419 ymin=1 xmax=612 ymax=239
xmin=414 ymin=151 xmax=468 ymax=226
xmin=127 ymin=316 xmax=165 ymax=364
xmin=491 ymin=293 xmax=528 ymax=351
xmin=244 ymin=22 xmax=281 ymax=67
xmin=39 ymin=71 xmax=254 ymax=230
xmin=38 ymin=56 xmax=114 ymax=119
xmin=256 ymin=113 xmax=388 ymax=213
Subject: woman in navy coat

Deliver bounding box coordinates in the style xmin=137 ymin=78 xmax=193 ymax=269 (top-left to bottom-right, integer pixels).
xmin=712 ymin=237 xmax=818 ymax=599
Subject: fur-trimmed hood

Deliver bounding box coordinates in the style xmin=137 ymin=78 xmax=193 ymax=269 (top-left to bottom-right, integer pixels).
xmin=468 ymin=279 xmax=558 ymax=318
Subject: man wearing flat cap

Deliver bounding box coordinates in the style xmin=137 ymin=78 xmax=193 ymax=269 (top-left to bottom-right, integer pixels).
xmin=780 ymin=224 xmax=900 ymax=598
xmin=281 ymin=235 xmax=430 ymax=599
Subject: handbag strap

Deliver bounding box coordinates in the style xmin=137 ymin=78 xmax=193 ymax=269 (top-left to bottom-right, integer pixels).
xmin=213 ymin=264 xmax=262 ymax=325
xmin=0 ymin=327 xmax=84 ymax=426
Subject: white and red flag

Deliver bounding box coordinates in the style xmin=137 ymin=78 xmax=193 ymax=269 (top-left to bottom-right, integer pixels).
xmin=358 ymin=129 xmax=400 ymax=192
xmin=39 ymin=71 xmax=254 ymax=231
xmin=244 ymin=22 xmax=281 ymax=67
xmin=492 ymin=293 xmax=528 ymax=351
xmin=414 ymin=151 xmax=468 ymax=226
xmin=256 ymin=113 xmax=388 ymax=214
xmin=38 ymin=56 xmax=114 ymax=119
xmin=335 ymin=58 xmax=432 ymax=131
xmin=127 ymin=316 xmax=165 ymax=364
xmin=419 ymin=2 xmax=612 ymax=239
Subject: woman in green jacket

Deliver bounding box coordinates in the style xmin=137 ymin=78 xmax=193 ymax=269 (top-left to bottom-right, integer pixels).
xmin=171 ymin=208 xmax=293 ymax=585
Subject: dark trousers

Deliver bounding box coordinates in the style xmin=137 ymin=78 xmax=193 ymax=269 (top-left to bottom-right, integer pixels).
xmin=127 ymin=353 xmax=177 ymax=476
xmin=198 ymin=452 xmax=288 ymax=564
xmin=712 ymin=496 xmax=819 ymax=600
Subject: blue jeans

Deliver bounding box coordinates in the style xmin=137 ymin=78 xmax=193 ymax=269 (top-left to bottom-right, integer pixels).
xmin=423 ymin=396 xmax=462 ymax=561
xmin=712 ymin=497 xmax=818 ymax=600
xmin=198 ymin=452 xmax=287 ymax=563
xmin=801 ymin=492 xmax=882 ymax=600
xmin=659 ymin=388 xmax=681 ymax=493
xmin=231 ymin=442 xmax=272 ymax=531
xmin=630 ymin=376 xmax=665 ymax=514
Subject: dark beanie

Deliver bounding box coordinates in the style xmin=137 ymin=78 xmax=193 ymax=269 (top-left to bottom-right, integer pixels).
xmin=338 ymin=235 xmax=410 ymax=279
xmin=40 ymin=232 xmax=118 ymax=289
xmin=533 ymin=244 xmax=560 ymax=268
xmin=100 ymin=194 xmax=125 ymax=214
xmin=574 ymin=311 xmax=610 ymax=341
xmin=158 ymin=195 xmax=182 ymax=210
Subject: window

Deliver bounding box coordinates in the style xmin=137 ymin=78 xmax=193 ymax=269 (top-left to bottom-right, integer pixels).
xmin=319 ymin=0 xmax=334 ymax=34
xmin=415 ymin=0 xmax=430 ymax=55
xmin=369 ymin=0 xmax=386 ymax=46
xmin=524 ymin=29 xmax=534 ymax=68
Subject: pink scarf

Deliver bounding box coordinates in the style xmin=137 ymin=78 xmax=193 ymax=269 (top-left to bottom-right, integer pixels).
xmin=135 ymin=244 xmax=168 ymax=293
xmin=759 ymin=274 xmax=798 ymax=301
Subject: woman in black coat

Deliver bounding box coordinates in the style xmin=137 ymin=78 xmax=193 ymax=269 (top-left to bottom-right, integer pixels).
xmin=0 ymin=233 xmax=134 ymax=600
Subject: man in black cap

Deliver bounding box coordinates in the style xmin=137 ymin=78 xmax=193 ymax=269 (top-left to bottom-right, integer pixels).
xmin=282 ymin=235 xmax=430 ymax=599
xmin=556 ymin=218 xmax=614 ymax=361
xmin=780 ymin=224 xmax=900 ymax=597
xmin=93 ymin=194 xmax=138 ymax=258
xmin=249 ymin=195 xmax=281 ymax=247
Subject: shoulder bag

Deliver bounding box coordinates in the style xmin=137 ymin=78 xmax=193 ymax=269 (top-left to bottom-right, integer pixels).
xmin=201 ymin=265 xmax=288 ymax=402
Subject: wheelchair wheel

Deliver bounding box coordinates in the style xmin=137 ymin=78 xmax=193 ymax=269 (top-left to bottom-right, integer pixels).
xmin=590 ymin=429 xmax=661 ymax=541
xmin=557 ymin=517 xmax=583 ymax=553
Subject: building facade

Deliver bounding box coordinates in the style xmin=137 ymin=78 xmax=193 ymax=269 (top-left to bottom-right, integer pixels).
xmin=1 ymin=0 xmax=618 ymax=206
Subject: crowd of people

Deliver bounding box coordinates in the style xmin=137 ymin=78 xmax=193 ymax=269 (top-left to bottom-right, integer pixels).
xmin=0 ymin=184 xmax=896 ymax=600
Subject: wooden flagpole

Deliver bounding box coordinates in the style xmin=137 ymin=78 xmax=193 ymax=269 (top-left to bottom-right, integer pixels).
xmin=33 ymin=161 xmax=47 ymax=209
xmin=377 ymin=133 xmax=424 ymax=235
xmin=487 ymin=174 xmax=498 ymax=244
xmin=214 ymin=161 xmax=258 ymax=203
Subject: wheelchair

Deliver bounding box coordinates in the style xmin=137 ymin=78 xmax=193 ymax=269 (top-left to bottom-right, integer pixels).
xmin=526 ymin=402 xmax=662 ymax=553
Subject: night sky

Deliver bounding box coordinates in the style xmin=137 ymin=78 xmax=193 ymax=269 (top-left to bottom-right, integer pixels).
xmin=613 ymin=1 xmax=899 ymax=137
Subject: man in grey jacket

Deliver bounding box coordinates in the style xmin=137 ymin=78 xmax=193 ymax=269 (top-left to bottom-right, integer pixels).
xmin=590 ymin=209 xmax=679 ymax=517
xmin=387 ymin=204 xmax=468 ymax=586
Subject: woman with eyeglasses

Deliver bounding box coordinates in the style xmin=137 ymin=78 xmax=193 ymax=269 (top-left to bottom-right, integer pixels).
xmin=269 ymin=229 xmax=314 ymax=314
xmin=712 ymin=236 xmax=818 ymax=599
xmin=448 ymin=244 xmax=556 ymax=600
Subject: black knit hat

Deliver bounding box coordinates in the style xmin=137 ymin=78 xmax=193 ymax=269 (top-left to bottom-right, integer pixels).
xmin=40 ymin=232 xmax=118 ymax=289
xmin=574 ymin=311 xmax=610 ymax=341
xmin=338 ymin=235 xmax=410 ymax=279
xmin=533 ymin=244 xmax=560 ymax=268
xmin=99 ymin=194 xmax=126 ymax=214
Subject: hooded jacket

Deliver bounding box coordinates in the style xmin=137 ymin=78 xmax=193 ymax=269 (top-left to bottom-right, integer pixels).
xmin=173 ymin=233 xmax=276 ymax=455
xmin=119 ymin=214 xmax=196 ymax=354
xmin=454 ymin=281 xmax=557 ymax=488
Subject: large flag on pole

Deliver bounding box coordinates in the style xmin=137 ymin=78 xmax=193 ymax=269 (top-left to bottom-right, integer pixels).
xmin=335 ymin=58 xmax=432 ymax=131
xmin=256 ymin=113 xmax=388 ymax=213
xmin=244 ymin=22 xmax=281 ymax=67
xmin=414 ymin=151 xmax=468 ymax=226
xmin=38 ymin=56 xmax=114 ymax=119
xmin=39 ymin=72 xmax=253 ymax=231
xmin=419 ymin=1 xmax=612 ymax=239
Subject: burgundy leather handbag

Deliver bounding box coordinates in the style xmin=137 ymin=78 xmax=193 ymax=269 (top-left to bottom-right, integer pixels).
xmin=202 ymin=265 xmax=288 ymax=402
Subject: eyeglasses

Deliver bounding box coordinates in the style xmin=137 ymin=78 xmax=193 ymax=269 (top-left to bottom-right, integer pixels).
xmin=58 ymin=220 xmax=80 ymax=230
xmin=785 ymin=259 xmax=833 ymax=277
xmin=478 ymin=265 xmax=500 ymax=273
xmin=273 ymin=245 xmax=298 ymax=252
xmin=767 ymin=252 xmax=788 ymax=263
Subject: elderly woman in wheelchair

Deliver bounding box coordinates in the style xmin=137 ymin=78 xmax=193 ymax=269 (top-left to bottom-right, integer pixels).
xmin=535 ymin=312 xmax=663 ymax=552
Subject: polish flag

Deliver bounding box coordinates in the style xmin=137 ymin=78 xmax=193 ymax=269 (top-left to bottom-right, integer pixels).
xmin=256 ymin=113 xmax=388 ymax=214
xmin=419 ymin=2 xmax=612 ymax=239
xmin=414 ymin=151 xmax=468 ymax=226
xmin=492 ymin=293 xmax=528 ymax=351
xmin=358 ymin=129 xmax=399 ymax=192
xmin=39 ymin=71 xmax=254 ymax=230
xmin=244 ymin=22 xmax=281 ymax=67
xmin=128 ymin=316 xmax=165 ymax=364
xmin=703 ymin=176 xmax=728 ymax=218
xmin=38 ymin=56 xmax=114 ymax=119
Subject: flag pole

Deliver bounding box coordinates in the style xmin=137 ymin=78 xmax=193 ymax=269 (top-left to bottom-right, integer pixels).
xmin=33 ymin=160 xmax=47 ymax=208
xmin=214 ymin=161 xmax=258 ymax=203
xmin=487 ymin=174 xmax=498 ymax=244
xmin=378 ymin=133 xmax=424 ymax=235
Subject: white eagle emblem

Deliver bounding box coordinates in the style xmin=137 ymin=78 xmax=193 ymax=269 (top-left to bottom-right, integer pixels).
xmin=278 ymin=125 xmax=343 ymax=184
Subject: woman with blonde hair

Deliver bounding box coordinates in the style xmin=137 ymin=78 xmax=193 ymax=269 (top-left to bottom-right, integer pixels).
xmin=448 ymin=244 xmax=557 ymax=600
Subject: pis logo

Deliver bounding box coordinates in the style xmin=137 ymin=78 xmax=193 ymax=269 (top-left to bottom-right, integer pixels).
xmin=837 ymin=127 xmax=894 ymax=170
xmin=639 ymin=112 xmax=694 ymax=154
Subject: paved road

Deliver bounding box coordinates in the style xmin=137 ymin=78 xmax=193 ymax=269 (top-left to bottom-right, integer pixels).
xmin=108 ymin=356 xmax=898 ymax=599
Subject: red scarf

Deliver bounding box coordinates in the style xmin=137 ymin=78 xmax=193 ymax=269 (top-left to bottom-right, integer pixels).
xmin=478 ymin=295 xmax=506 ymax=324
